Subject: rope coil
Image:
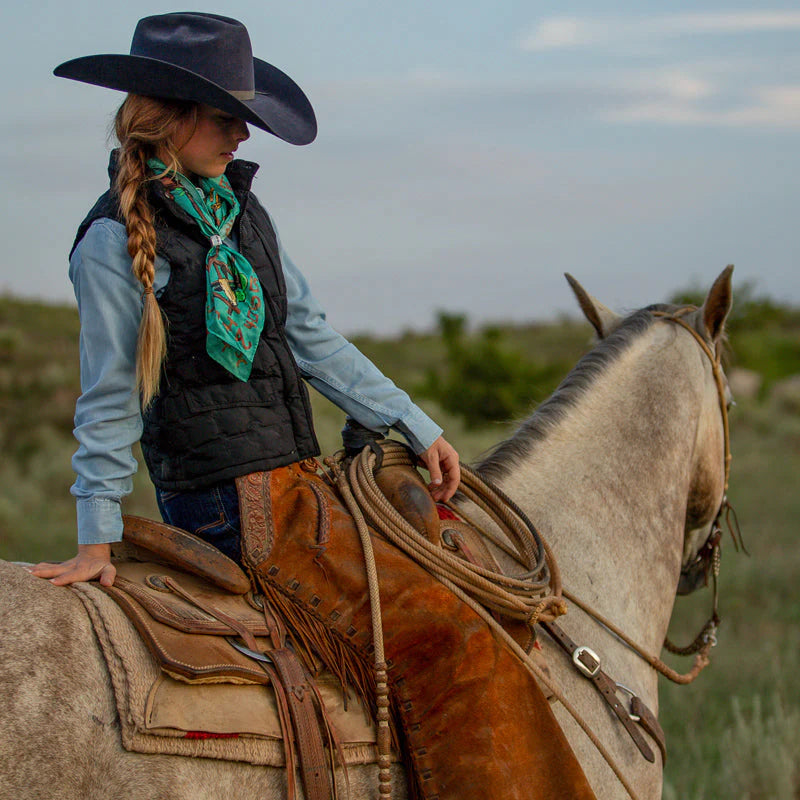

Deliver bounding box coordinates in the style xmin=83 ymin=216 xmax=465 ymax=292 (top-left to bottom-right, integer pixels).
xmin=329 ymin=441 xmax=566 ymax=626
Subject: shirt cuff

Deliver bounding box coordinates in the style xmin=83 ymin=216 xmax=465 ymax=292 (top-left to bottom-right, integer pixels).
xmin=394 ymin=409 xmax=443 ymax=454
xmin=76 ymin=497 xmax=124 ymax=545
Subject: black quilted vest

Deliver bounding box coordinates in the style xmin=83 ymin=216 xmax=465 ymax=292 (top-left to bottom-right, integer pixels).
xmin=72 ymin=154 xmax=319 ymax=490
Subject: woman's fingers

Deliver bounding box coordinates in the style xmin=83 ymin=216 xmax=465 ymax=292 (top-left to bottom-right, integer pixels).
xmin=27 ymin=560 xmax=76 ymax=578
xmin=427 ymin=451 xmax=444 ymax=486
xmin=420 ymin=436 xmax=461 ymax=503
xmin=26 ymin=543 xmax=115 ymax=587
xmin=49 ymin=560 xmax=117 ymax=587
xmin=97 ymin=561 xmax=118 ymax=586
xmin=438 ymin=447 xmax=461 ymax=500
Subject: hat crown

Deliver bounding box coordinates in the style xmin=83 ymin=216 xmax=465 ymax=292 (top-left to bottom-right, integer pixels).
xmin=130 ymin=12 xmax=254 ymax=94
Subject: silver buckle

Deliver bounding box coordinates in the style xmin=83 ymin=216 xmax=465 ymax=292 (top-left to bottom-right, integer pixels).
xmin=573 ymin=645 xmax=601 ymax=678
xmin=703 ymin=624 xmax=718 ymax=647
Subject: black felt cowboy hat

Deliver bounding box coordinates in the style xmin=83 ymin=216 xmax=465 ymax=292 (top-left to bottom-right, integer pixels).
xmin=54 ymin=12 xmax=316 ymax=145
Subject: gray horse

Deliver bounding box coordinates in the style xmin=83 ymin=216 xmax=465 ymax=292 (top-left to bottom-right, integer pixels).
xmin=0 ymin=268 xmax=733 ymax=800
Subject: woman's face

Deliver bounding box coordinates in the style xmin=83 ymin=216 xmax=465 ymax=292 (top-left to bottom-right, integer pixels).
xmin=173 ymin=104 xmax=250 ymax=178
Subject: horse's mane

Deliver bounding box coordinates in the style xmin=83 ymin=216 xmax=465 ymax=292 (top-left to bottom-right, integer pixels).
xmin=477 ymin=304 xmax=684 ymax=482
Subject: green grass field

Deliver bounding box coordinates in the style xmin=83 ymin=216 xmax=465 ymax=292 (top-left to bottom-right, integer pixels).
xmin=1 ymin=295 xmax=798 ymax=798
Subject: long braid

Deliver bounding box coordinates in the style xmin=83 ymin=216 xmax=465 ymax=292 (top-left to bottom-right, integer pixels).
xmin=115 ymin=143 xmax=164 ymax=406
xmin=113 ymin=95 xmax=196 ymax=407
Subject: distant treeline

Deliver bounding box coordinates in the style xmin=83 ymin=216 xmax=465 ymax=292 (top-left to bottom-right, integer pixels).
xmin=416 ymin=284 xmax=800 ymax=427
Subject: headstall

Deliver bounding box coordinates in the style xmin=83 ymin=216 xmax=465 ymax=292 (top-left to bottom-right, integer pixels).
xmin=650 ymin=309 xmax=747 ymax=657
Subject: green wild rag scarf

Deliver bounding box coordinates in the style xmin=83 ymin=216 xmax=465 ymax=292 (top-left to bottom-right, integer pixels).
xmin=148 ymin=158 xmax=265 ymax=381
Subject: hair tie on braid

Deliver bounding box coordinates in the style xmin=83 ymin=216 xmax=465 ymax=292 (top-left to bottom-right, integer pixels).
xmin=142 ymin=286 xmax=154 ymax=296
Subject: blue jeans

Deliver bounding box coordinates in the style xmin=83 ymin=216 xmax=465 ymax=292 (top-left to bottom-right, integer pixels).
xmin=155 ymin=481 xmax=242 ymax=564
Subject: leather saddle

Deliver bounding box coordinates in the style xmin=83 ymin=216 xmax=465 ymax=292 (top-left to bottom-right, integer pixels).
xmin=103 ymin=467 xmax=514 ymax=789
xmin=108 ymin=515 xmax=337 ymax=800
xmin=105 ymin=461 xmax=553 ymax=797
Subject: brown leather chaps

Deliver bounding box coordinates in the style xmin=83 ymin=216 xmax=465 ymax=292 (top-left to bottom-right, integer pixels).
xmin=238 ymin=464 xmax=596 ymax=800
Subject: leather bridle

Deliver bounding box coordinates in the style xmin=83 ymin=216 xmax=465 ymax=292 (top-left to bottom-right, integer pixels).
xmin=651 ymin=308 xmax=731 ymax=495
xmin=573 ymin=308 xmax=744 ymax=678
xmin=649 ymin=309 xmax=746 ymax=661
xmin=555 ymin=309 xmax=740 ymax=692
xmin=538 ymin=308 xmax=745 ymax=781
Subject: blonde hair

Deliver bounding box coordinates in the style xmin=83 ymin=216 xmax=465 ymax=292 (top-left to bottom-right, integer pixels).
xmin=113 ymin=94 xmax=197 ymax=407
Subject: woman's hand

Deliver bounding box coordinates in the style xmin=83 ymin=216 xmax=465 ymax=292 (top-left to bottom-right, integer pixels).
xmin=27 ymin=543 xmax=116 ymax=587
xmin=419 ymin=435 xmax=461 ymax=503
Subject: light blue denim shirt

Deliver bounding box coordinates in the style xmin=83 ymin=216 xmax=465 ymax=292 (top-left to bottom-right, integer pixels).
xmin=70 ymin=214 xmax=442 ymax=545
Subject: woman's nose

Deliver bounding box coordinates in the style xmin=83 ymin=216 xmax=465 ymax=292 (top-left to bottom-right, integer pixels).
xmin=235 ymin=120 xmax=250 ymax=142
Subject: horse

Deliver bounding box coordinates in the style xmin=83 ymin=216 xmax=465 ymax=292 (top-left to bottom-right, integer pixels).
xmin=0 ymin=267 xmax=734 ymax=800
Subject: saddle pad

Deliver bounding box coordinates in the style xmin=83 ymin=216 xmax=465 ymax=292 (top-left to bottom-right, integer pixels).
xmin=71 ymin=580 xmax=392 ymax=767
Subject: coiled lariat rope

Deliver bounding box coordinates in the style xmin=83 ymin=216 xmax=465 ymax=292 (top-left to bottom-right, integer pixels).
xmin=336 ymin=441 xmax=566 ymax=623
xmin=323 ymin=440 xmax=644 ymax=800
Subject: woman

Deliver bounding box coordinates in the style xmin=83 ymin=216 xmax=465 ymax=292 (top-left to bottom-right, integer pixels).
xmin=29 ymin=14 xmax=595 ymax=800
xmin=29 ymin=12 xmax=459 ymax=587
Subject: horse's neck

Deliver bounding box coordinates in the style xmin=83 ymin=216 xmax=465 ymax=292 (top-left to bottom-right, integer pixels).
xmin=496 ymin=328 xmax=704 ymax=653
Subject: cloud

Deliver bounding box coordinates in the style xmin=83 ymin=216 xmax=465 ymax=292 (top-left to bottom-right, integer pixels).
xmin=313 ymin=65 xmax=800 ymax=133
xmin=621 ymin=69 xmax=715 ymax=101
xmin=520 ymin=11 xmax=800 ymax=51
xmin=511 ymin=12 xmax=800 ymax=131
xmin=606 ymin=83 xmax=800 ymax=128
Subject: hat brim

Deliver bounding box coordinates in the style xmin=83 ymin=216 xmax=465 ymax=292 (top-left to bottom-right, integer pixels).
xmin=53 ymin=54 xmax=316 ymax=145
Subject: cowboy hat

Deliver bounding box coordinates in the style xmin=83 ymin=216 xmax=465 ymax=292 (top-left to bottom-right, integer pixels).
xmin=53 ymin=12 xmax=316 ymax=145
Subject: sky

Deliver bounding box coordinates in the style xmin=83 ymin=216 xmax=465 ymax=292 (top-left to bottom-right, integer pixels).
xmin=1 ymin=1 xmax=798 ymax=334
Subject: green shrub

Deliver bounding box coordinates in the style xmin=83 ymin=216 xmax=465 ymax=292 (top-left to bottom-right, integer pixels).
xmin=417 ymin=312 xmax=571 ymax=428
xmin=720 ymin=693 xmax=800 ymax=799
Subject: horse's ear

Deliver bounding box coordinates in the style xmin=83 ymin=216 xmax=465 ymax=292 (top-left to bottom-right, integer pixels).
xmin=565 ymin=273 xmax=621 ymax=339
xmin=699 ymin=265 xmax=734 ymax=342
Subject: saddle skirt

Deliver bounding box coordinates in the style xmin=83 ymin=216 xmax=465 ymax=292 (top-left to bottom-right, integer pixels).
xmin=70 ymin=558 xmax=392 ymax=770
